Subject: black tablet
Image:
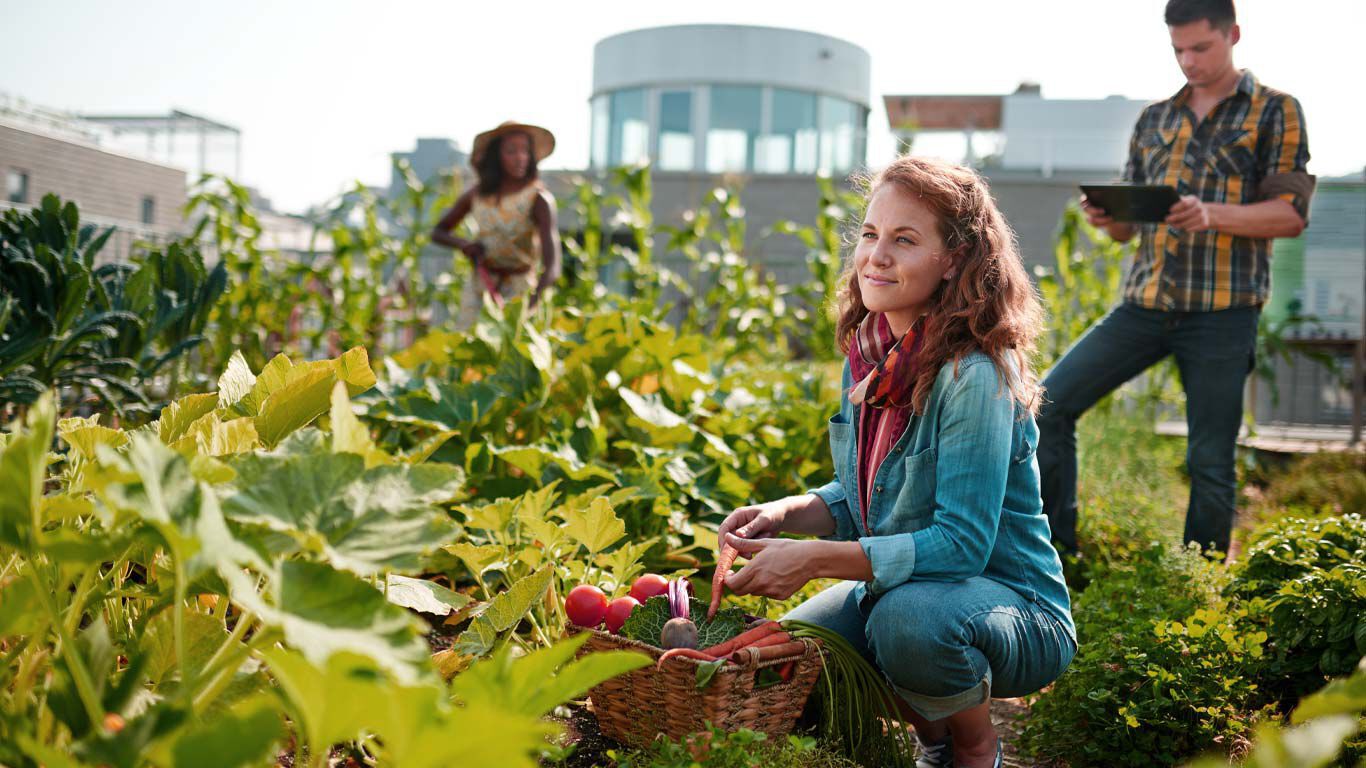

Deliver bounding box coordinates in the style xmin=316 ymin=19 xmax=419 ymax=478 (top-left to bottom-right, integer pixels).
xmin=1079 ymin=184 xmax=1181 ymax=223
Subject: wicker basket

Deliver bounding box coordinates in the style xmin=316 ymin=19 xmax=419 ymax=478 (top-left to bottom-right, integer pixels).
xmin=568 ymin=623 xmax=824 ymax=748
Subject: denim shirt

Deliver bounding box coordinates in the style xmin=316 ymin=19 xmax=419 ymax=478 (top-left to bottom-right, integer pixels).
xmin=809 ymin=351 xmax=1075 ymax=633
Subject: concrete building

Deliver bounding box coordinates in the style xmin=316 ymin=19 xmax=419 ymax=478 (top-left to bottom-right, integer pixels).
xmin=0 ymin=92 xmax=187 ymax=259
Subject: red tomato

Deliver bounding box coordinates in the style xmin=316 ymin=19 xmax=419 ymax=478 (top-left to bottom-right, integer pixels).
xmin=565 ymin=585 xmax=609 ymax=628
xmin=629 ymin=574 xmax=670 ymax=604
xmin=604 ymin=596 xmax=641 ymax=633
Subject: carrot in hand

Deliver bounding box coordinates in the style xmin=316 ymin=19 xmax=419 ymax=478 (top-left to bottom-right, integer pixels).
xmin=708 ymin=542 xmax=741 ymax=619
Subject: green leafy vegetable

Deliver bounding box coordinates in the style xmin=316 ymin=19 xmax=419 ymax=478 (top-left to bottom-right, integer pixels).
xmin=619 ymin=594 xmax=745 ymax=650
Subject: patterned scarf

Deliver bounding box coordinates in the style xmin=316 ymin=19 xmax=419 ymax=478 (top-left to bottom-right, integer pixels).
xmin=849 ymin=313 xmax=929 ymax=408
xmin=849 ymin=313 xmax=928 ymax=527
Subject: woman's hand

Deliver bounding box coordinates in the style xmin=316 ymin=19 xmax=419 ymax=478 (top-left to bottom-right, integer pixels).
xmin=717 ymin=499 xmax=792 ymax=545
xmin=460 ymin=240 xmax=487 ymax=263
xmin=722 ymin=534 xmax=814 ymax=600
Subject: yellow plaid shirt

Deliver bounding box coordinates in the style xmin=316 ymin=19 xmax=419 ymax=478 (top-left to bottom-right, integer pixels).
xmin=1122 ymin=70 xmax=1314 ymax=311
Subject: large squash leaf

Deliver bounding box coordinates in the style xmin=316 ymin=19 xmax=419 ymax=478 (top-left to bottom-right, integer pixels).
xmin=94 ymin=433 xmax=261 ymax=580
xmin=229 ymin=561 xmax=430 ymax=684
xmin=222 ymin=445 xmax=463 ymax=576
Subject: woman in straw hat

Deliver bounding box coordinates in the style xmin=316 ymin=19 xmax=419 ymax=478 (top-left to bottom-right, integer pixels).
xmin=431 ymin=121 xmax=561 ymax=328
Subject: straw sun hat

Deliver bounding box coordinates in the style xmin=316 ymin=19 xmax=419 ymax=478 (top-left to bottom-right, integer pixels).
xmin=470 ymin=121 xmax=556 ymax=166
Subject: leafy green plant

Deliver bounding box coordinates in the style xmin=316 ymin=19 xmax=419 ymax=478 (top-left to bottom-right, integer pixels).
xmin=1021 ymin=542 xmax=1270 ymax=767
xmin=1231 ymin=514 xmax=1366 ymax=706
xmin=0 ymin=195 xmax=224 ymax=420
xmin=1185 ymin=655 xmax=1366 ymax=768
xmin=771 ymin=174 xmax=865 ymax=360
xmin=607 ymin=722 xmax=856 ymax=768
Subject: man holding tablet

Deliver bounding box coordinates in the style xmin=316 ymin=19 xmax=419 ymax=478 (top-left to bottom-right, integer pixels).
xmin=1038 ymin=0 xmax=1314 ymax=559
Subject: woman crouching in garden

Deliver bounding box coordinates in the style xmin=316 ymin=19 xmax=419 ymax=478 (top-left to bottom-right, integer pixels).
xmin=430 ymin=120 xmax=562 ymax=329
xmin=717 ymin=156 xmax=1076 ymax=768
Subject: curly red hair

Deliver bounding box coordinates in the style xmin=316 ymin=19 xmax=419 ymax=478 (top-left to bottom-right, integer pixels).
xmin=835 ymin=156 xmax=1044 ymax=414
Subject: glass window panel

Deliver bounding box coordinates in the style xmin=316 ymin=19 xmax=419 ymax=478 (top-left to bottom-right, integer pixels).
xmin=590 ymin=95 xmax=609 ymax=169
xmin=6 ymin=170 xmax=28 ymax=204
xmin=658 ymin=91 xmax=694 ymax=171
xmin=610 ymin=89 xmax=648 ymax=167
xmin=140 ymin=196 xmax=155 ymax=225
xmin=759 ymin=89 xmax=818 ymax=174
xmin=819 ymin=96 xmax=860 ymax=173
xmin=706 ymin=86 xmax=761 ymax=173
xmin=755 ymin=136 xmax=792 ymax=173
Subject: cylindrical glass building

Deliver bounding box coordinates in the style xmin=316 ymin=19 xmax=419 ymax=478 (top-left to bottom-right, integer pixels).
xmin=590 ymin=25 xmax=871 ymax=176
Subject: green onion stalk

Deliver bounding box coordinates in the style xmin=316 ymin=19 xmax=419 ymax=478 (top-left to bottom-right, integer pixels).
xmin=784 ymin=620 xmax=918 ymax=767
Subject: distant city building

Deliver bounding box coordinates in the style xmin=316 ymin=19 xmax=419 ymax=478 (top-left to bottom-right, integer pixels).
xmin=389 ymin=137 xmax=467 ymax=198
xmin=0 ymin=92 xmax=187 ymax=255
xmin=81 ymin=109 xmax=242 ymax=184
xmin=884 ymin=83 xmax=1147 ymax=174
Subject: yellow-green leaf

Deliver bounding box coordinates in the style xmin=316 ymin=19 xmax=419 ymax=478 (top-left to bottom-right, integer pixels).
xmin=58 ymin=414 xmax=128 ymax=460
xmin=330 ymin=382 xmax=390 ymax=468
xmin=561 ymin=496 xmax=626 ymax=555
xmin=253 ymin=366 xmax=337 ymax=448
xmin=331 ymin=346 xmax=378 ymax=395
xmin=158 ymin=393 xmax=219 ymax=444
xmin=216 ymin=350 xmax=257 ymax=410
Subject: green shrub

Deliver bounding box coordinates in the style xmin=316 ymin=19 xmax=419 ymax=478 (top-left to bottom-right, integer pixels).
xmin=1022 ymin=542 xmax=1271 ymax=766
xmin=605 ymin=724 xmax=857 ymax=768
xmin=1231 ymin=514 xmax=1366 ymax=707
xmin=1250 ymin=452 xmax=1366 ymax=519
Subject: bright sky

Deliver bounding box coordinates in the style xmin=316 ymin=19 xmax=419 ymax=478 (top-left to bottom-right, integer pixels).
xmin=3 ymin=0 xmax=1361 ymax=213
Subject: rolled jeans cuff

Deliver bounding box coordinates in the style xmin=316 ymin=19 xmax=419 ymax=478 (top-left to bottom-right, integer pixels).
xmin=890 ymin=671 xmax=992 ymax=722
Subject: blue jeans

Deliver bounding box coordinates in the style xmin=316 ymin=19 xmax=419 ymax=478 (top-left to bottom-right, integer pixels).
xmin=1036 ymin=303 xmax=1259 ymax=554
xmin=783 ymin=579 xmax=1076 ymax=721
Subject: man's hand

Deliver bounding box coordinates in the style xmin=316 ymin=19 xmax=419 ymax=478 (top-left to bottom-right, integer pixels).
xmin=722 ymin=533 xmax=812 ymax=600
xmin=1165 ymin=195 xmax=1215 ymax=232
xmin=1080 ymin=196 xmax=1115 ymax=228
xmin=1080 ymin=195 xmax=1137 ymax=242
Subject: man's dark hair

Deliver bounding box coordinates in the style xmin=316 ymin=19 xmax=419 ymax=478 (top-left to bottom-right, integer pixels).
xmin=475 ymin=131 xmax=539 ymax=196
xmin=1165 ymin=0 xmax=1236 ymax=31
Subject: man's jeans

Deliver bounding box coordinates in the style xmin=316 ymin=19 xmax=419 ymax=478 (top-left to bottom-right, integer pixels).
xmin=1037 ymin=303 xmax=1259 ymax=555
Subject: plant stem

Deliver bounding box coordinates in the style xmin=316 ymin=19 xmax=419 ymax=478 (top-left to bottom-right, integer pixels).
xmin=197 ymin=609 xmax=255 ymax=687
xmin=173 ymin=557 xmax=191 ymax=702
xmin=190 ymin=628 xmax=271 ymax=714
xmin=28 ymin=567 xmax=102 ymax=727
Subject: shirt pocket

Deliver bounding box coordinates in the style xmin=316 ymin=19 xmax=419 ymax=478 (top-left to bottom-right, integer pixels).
xmin=828 ymin=415 xmax=852 ymax=489
xmin=1141 ymin=127 xmax=1178 ymax=183
xmin=1208 ymin=128 xmax=1258 ymax=181
xmin=895 ymin=446 xmax=938 ymax=524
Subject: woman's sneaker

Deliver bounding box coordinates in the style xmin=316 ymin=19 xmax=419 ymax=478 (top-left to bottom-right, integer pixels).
xmin=914 ymin=734 xmax=953 ymax=768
